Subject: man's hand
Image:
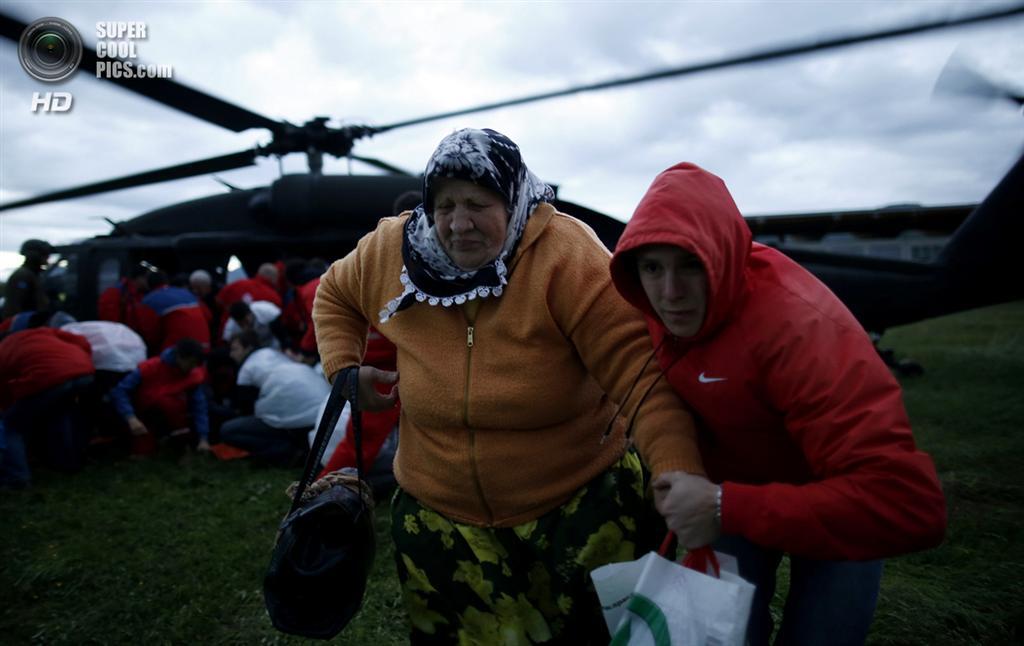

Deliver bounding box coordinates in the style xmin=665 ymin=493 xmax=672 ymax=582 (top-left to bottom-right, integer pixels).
xmin=652 ymin=471 xmax=721 ymax=549
xmin=127 ymin=416 xmax=148 ymax=436
xmin=356 ymin=366 xmax=399 ymax=412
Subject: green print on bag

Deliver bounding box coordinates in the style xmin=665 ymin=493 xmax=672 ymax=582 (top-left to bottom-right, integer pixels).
xmin=610 ymin=594 xmax=672 ymax=646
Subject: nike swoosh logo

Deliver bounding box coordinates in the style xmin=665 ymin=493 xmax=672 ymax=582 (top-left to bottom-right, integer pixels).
xmin=698 ymin=372 xmax=727 ymax=383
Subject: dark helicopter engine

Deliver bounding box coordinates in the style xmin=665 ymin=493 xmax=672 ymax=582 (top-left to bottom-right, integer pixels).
xmin=257 ymin=174 xmax=421 ymax=231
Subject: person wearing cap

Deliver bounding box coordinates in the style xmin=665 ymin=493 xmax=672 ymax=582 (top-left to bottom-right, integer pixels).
xmin=609 ymin=162 xmax=948 ymax=646
xmin=314 ymin=128 xmax=708 ymax=642
xmin=3 ymin=239 xmax=54 ymax=319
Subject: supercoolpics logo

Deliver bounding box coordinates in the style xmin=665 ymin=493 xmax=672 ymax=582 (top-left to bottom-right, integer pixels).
xmin=94 ymin=21 xmax=173 ymax=81
xmin=18 ymin=17 xmax=173 ymax=114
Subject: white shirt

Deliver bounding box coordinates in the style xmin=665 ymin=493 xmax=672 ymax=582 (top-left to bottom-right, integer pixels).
xmin=236 ymin=347 xmax=329 ymax=429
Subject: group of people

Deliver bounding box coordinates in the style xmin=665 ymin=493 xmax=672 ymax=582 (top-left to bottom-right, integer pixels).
xmin=2 ymin=126 xmax=947 ymax=645
xmin=311 ymin=128 xmax=947 ymax=645
xmin=0 ymin=247 xmax=398 ymax=496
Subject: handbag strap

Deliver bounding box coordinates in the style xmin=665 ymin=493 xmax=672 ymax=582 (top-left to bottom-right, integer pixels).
xmin=659 ymin=531 xmax=721 ymax=578
xmin=287 ymin=366 xmax=363 ymax=515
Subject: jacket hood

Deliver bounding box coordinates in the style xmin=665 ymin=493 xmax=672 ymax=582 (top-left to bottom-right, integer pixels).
xmin=610 ymin=162 xmax=751 ymax=343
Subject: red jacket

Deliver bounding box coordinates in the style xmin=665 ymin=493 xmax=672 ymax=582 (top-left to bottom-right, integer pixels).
xmin=217 ymin=276 xmax=282 ymax=309
xmin=610 ymin=162 xmax=946 ymax=560
xmin=98 ymin=280 xmax=158 ymax=341
xmin=297 ymin=277 xmax=321 ymax=353
xmin=136 ymin=354 xmax=207 ymax=411
xmin=0 ymin=328 xmax=94 ymax=408
xmin=140 ymin=286 xmax=211 ymax=352
xmin=319 ymin=328 xmax=398 ymax=476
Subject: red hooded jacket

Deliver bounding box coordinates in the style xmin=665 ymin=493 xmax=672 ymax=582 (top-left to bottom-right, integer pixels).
xmin=0 ymin=328 xmax=94 ymax=409
xmin=319 ymin=327 xmax=399 ymax=477
xmin=610 ymin=163 xmax=946 ymax=560
xmin=297 ymin=277 xmax=320 ymax=353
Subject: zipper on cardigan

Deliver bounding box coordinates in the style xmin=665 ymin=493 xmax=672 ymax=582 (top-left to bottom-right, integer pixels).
xmin=462 ymin=307 xmax=493 ymax=525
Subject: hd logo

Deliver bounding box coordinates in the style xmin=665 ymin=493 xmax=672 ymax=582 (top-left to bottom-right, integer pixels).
xmin=31 ymin=91 xmax=73 ymax=113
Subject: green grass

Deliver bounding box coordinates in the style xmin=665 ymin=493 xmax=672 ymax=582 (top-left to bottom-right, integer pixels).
xmin=2 ymin=301 xmax=1023 ymax=644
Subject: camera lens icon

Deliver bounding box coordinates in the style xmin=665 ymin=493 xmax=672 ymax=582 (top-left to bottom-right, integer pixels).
xmin=18 ymin=17 xmax=83 ymax=82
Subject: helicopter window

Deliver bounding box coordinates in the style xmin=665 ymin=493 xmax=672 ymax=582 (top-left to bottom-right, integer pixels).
xmin=911 ymin=244 xmax=944 ymax=263
xmin=98 ymin=258 xmax=121 ymax=292
xmin=227 ymin=255 xmax=247 ymax=283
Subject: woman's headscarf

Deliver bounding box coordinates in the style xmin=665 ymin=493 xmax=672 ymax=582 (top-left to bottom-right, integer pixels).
xmin=378 ymin=128 xmax=554 ymax=323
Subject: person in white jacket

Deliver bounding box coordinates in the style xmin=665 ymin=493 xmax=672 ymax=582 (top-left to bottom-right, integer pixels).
xmin=221 ymin=330 xmax=328 ymax=464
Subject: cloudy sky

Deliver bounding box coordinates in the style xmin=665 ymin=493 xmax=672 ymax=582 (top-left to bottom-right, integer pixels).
xmin=1 ymin=0 xmax=1022 ymax=279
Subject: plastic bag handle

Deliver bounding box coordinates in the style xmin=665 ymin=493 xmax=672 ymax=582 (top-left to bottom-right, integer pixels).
xmin=658 ymin=531 xmax=721 ymax=578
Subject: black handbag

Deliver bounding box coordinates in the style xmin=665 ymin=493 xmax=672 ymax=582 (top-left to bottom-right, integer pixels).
xmin=264 ymin=367 xmax=376 ymax=639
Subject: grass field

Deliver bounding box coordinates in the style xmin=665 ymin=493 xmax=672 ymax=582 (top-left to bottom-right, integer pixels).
xmin=2 ymin=301 xmax=1022 ymax=645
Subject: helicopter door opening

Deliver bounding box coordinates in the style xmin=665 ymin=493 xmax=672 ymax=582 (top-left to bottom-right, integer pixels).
xmin=98 ymin=257 xmax=121 ymax=293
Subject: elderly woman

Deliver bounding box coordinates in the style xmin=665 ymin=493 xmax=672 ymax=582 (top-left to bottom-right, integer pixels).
xmin=314 ymin=128 xmax=706 ymax=643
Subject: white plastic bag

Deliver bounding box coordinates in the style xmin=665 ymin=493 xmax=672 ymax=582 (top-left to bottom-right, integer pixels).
xmin=61 ymin=321 xmax=146 ymax=372
xmin=591 ymin=547 xmax=754 ymax=646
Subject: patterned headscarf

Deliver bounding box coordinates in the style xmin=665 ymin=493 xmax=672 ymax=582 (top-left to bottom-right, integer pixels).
xmin=378 ymin=128 xmax=554 ymax=323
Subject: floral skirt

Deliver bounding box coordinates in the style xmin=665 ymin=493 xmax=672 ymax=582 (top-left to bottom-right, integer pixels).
xmin=391 ymin=450 xmax=660 ymax=645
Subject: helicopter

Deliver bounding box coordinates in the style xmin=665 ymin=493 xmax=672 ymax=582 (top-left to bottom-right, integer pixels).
xmin=1 ymin=5 xmax=1022 ymax=367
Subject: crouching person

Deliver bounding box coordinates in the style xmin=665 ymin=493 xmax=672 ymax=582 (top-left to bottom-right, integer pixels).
xmin=221 ymin=330 xmax=328 ymax=466
xmin=0 ymin=327 xmax=95 ymax=488
xmin=111 ymin=338 xmax=210 ymax=455
xmin=609 ymin=163 xmax=947 ymax=646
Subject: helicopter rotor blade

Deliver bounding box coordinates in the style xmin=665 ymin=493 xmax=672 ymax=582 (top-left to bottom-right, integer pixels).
xmin=349 ymin=155 xmax=415 ymax=176
xmin=374 ymin=4 xmax=1024 ymax=133
xmin=0 ymin=149 xmax=259 ymax=212
xmin=933 ymin=51 xmax=1024 ymax=107
xmin=0 ymin=12 xmax=284 ymax=134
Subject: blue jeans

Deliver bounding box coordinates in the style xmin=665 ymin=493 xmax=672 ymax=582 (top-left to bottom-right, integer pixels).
xmin=714 ymin=534 xmax=883 ymax=646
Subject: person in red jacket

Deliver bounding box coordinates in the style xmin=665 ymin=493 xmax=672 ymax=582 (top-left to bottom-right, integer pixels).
xmin=217 ymin=263 xmax=283 ymax=310
xmin=140 ymin=271 xmax=211 ymax=353
xmin=216 ymin=263 xmax=283 ymax=341
xmin=609 ymin=163 xmax=947 ymax=646
xmin=317 ymin=327 xmax=399 ymax=491
xmin=0 ymin=327 xmax=95 ymax=488
xmin=97 ymin=264 xmax=155 ymax=336
xmin=110 ymin=338 xmax=210 ymax=455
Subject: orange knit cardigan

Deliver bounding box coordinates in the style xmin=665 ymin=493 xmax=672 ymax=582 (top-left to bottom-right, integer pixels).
xmin=314 ymin=204 xmax=704 ymax=527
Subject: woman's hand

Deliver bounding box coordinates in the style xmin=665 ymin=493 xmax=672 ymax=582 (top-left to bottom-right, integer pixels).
xmin=356 ymin=365 xmax=399 ymax=412
xmin=652 ymin=471 xmax=721 ymax=548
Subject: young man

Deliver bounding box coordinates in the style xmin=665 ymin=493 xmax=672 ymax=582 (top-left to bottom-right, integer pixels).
xmin=110 ymin=337 xmax=210 ymax=454
xmin=609 ymin=162 xmax=947 ymax=646
xmin=220 ymin=330 xmax=327 ymax=465
xmin=222 ymin=300 xmax=284 ymax=349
